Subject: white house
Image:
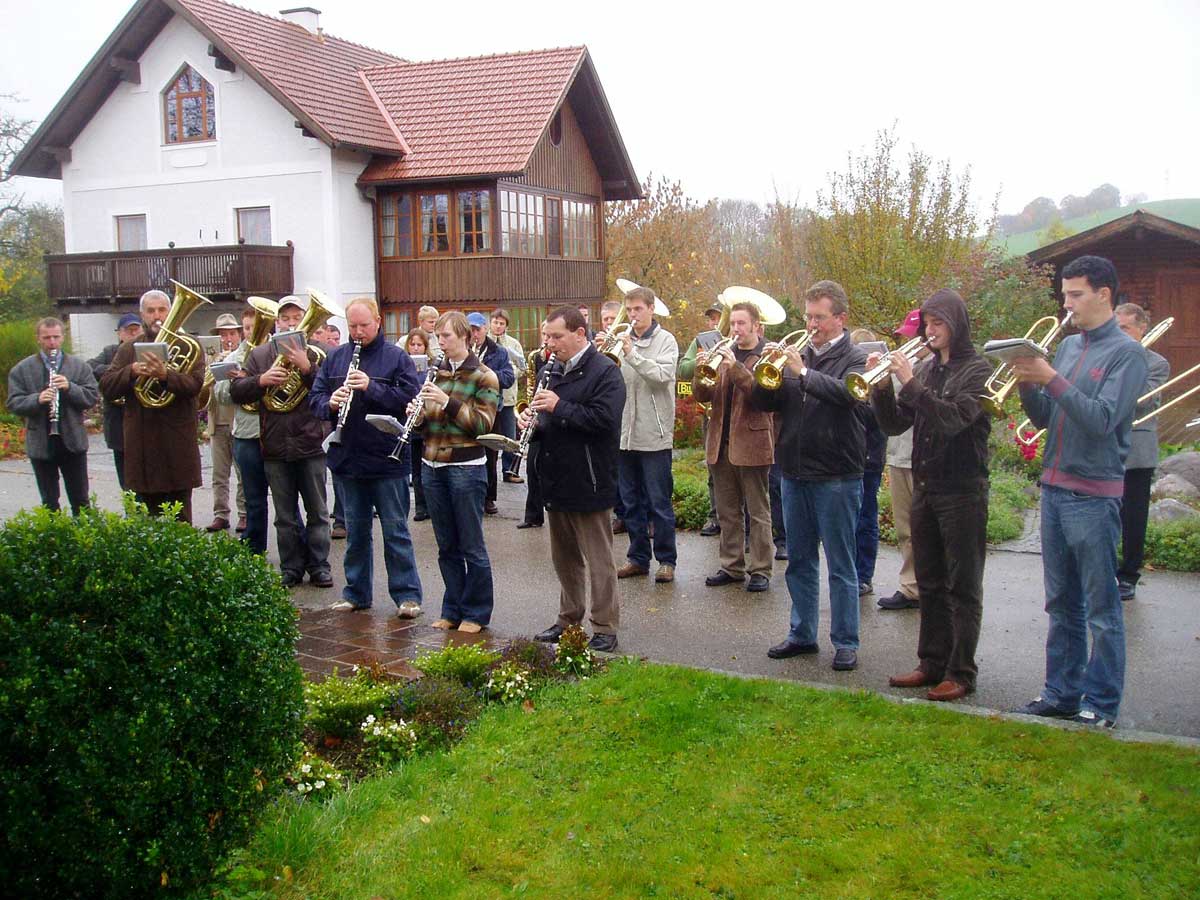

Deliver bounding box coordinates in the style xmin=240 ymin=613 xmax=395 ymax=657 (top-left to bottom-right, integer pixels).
xmin=14 ymin=0 xmax=641 ymax=357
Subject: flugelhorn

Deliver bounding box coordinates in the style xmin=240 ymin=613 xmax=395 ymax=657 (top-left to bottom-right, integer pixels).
xmin=754 ymin=330 xmax=814 ymax=390
xmin=134 ymin=280 xmax=212 ymax=408
xmin=845 ymin=336 xmax=932 ymax=401
xmin=980 ymin=311 xmax=1073 ymax=419
xmin=598 ymin=306 xmax=632 ymax=366
xmin=262 ymin=289 xmax=343 ymax=414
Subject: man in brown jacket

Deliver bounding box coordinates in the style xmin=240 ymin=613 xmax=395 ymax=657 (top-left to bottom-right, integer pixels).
xmin=99 ymin=289 xmax=203 ymax=523
xmin=230 ymin=296 xmax=332 ymax=588
xmin=692 ymin=300 xmax=775 ymax=592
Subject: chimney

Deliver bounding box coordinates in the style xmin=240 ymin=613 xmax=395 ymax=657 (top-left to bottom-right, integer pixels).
xmin=279 ymin=7 xmax=321 ymax=35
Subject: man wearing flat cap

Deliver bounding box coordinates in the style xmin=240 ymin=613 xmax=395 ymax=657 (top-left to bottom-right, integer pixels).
xmin=205 ymin=313 xmax=246 ymax=531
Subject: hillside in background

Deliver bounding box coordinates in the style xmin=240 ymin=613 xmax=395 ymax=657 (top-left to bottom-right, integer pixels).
xmin=998 ymin=198 xmax=1200 ymax=257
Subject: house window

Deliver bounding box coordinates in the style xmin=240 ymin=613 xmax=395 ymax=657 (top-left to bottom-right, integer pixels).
xmin=115 ymin=214 xmax=147 ymax=251
xmin=419 ymin=193 xmax=451 ymax=254
xmin=563 ymin=199 xmax=597 ymax=258
xmin=379 ymin=194 xmax=413 ymax=258
xmin=163 ymin=64 xmax=216 ymax=144
xmin=500 ymin=189 xmax=545 ymax=256
xmin=546 ymin=198 xmax=562 ymax=256
xmin=383 ymin=310 xmax=409 ymax=343
xmin=236 ymin=207 xmax=271 ymax=244
xmin=458 ymin=190 xmax=492 ymax=254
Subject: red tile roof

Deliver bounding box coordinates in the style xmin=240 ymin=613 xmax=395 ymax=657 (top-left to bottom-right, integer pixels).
xmin=172 ymin=0 xmax=407 ymax=153
xmin=358 ymin=47 xmax=587 ymax=182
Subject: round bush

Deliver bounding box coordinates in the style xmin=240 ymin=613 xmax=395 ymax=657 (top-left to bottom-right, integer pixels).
xmin=0 ymin=506 xmax=304 ymax=898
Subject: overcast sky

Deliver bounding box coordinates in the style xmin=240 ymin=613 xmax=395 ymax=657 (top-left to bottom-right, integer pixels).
xmin=4 ymin=0 xmax=1198 ymax=219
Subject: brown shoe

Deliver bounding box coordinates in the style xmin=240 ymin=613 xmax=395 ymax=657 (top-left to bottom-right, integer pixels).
xmin=654 ymin=564 xmax=675 ymax=583
xmin=617 ymin=562 xmax=649 ymax=578
xmin=235 ymin=517 xmax=247 ymax=532
xmin=331 ymin=524 xmax=347 ymax=540
xmin=205 ymin=517 xmax=229 ymax=532
xmin=457 ymin=621 xmax=484 ymax=634
xmin=927 ymin=680 xmax=971 ymax=702
xmin=888 ymin=669 xmax=940 ymax=688
xmin=612 ymin=518 xmax=627 ymax=534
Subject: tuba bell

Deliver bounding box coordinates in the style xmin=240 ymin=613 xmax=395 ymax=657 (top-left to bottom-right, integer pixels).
xmin=240 ymin=297 xmax=280 ymax=413
xmin=262 ymin=289 xmax=344 ymax=414
xmin=134 ymin=280 xmax=213 ymax=408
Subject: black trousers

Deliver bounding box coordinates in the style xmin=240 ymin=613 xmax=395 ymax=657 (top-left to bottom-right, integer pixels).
xmin=31 ymin=436 xmax=90 ymax=515
xmin=113 ymin=450 xmax=126 ymax=492
xmin=911 ymin=486 xmax=988 ymax=689
xmin=1119 ymin=467 xmax=1154 ymax=585
xmin=411 ymin=436 xmax=426 ymax=516
xmin=523 ymin=443 xmax=544 ymax=525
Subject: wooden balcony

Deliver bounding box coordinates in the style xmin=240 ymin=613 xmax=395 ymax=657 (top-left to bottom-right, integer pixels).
xmin=45 ymin=243 xmax=294 ymax=306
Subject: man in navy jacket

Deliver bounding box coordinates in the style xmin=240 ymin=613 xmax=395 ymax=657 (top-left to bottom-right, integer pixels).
xmin=310 ymin=298 xmax=423 ymax=617
xmin=522 ymin=306 xmax=626 ymax=653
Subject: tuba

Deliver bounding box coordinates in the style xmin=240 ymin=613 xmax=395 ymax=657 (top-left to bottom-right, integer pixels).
xmin=134 ymin=280 xmax=213 ymax=408
xmin=262 ymin=289 xmax=343 ymax=414
xmin=239 ymin=297 xmax=280 ymax=412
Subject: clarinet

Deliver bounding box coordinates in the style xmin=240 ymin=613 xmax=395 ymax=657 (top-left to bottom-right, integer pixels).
xmin=322 ymin=341 xmax=362 ymax=451
xmin=392 ymin=353 xmax=443 ymax=457
xmin=47 ymin=349 xmax=62 ymax=437
xmin=505 ymin=358 xmax=560 ymax=479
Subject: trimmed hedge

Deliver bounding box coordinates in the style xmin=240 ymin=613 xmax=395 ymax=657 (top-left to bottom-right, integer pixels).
xmin=0 ymin=506 xmax=304 ymax=898
xmin=1144 ymin=517 xmax=1200 ymax=572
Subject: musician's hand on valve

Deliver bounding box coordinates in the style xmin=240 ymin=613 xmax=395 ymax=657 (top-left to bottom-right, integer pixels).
xmin=592 ymin=333 xmax=606 ymax=349
xmin=532 ymin=387 xmax=560 ymax=414
xmin=865 ymin=351 xmax=884 ymax=369
xmin=282 ymin=342 xmax=311 ymax=374
xmin=783 ymin=345 xmax=807 ymax=377
xmin=258 ymin=362 xmax=289 ymax=388
xmin=329 ymin=384 xmax=351 ymax=410
xmin=888 ymin=351 xmax=914 ymax=385
xmin=345 ymin=369 xmax=370 ymax=391
xmin=1011 ymin=355 xmax=1056 ymax=386
xmin=620 ymin=332 xmax=633 ymax=357
xmin=139 ymin=351 xmax=168 ymax=379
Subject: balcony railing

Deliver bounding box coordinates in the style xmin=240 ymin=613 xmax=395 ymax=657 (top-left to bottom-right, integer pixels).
xmin=45 ymin=243 xmax=294 ymax=303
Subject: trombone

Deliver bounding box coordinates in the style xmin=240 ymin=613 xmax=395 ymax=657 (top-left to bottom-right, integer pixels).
xmin=845 ymin=336 xmax=932 ymax=401
xmin=1015 ymin=316 xmax=1176 ymax=446
xmin=980 ymin=311 xmax=1074 ymax=419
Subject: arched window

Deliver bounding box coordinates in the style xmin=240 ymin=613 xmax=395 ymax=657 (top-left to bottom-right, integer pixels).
xmin=163 ymin=64 xmax=216 ymax=144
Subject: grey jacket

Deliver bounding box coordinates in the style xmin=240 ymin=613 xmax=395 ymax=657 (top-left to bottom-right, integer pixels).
xmin=1126 ymin=348 xmax=1169 ymax=470
xmin=1018 ymin=316 xmax=1147 ymax=498
xmin=496 ymin=333 xmax=526 ymax=409
xmin=7 ymin=352 xmax=99 ymax=458
xmin=619 ymin=320 xmax=678 ymax=452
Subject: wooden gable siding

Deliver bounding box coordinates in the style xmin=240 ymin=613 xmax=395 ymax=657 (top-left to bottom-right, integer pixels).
xmin=379 ymin=256 xmax=603 ymax=305
xmin=508 ymin=100 xmax=602 ymax=198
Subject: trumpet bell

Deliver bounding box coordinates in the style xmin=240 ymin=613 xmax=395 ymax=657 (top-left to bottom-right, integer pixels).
xmin=753 ymin=329 xmax=812 ymax=390
xmin=846 ymin=372 xmax=871 ymax=402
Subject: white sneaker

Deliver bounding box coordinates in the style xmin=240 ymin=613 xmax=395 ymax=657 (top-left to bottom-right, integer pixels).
xmin=396 ymin=601 xmax=422 ymax=619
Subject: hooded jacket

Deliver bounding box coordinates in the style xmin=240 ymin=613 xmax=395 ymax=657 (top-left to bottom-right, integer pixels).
xmin=1019 ymin=315 xmax=1147 ymax=497
xmin=749 ymin=328 xmax=868 ymax=480
xmin=871 ymin=289 xmax=992 ymax=494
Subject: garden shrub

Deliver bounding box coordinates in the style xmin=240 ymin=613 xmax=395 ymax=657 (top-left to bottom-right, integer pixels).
xmin=499 ymin=637 xmax=559 ymax=681
xmin=359 ymin=714 xmax=418 ymax=770
xmin=0 ymin=319 xmax=38 ymax=408
xmin=987 ymin=468 xmax=1038 ymax=544
xmin=674 ymin=396 xmax=704 ymax=449
xmin=390 ymin=676 xmax=483 ymax=750
xmin=485 ymin=661 xmax=534 ymax=703
xmin=672 ymin=471 xmax=711 ymax=530
xmin=0 ymin=506 xmax=304 ymax=899
xmin=304 ymin=667 xmax=401 ymax=739
xmin=1144 ymin=518 xmax=1200 ymax=572
xmin=413 ymin=643 xmax=500 ymax=689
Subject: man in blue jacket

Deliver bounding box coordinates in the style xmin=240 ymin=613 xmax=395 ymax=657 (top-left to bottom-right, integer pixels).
xmin=522 ymin=306 xmax=627 ymax=653
xmin=310 ymin=298 xmax=423 ymax=617
xmin=1013 ymin=255 xmax=1147 ymax=728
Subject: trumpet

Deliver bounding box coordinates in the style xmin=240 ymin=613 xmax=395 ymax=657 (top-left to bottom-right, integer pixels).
xmin=845 ymin=336 xmax=931 ymax=401
xmin=694 ymin=337 xmax=736 ymax=390
xmin=321 ymin=340 xmax=362 ymax=451
xmin=754 ymin=330 xmax=815 ymax=390
xmin=1015 ymin=316 xmax=1175 ymax=446
xmin=980 ymin=311 xmax=1073 ymax=419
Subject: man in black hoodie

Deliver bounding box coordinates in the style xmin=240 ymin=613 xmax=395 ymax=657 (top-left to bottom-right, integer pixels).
xmin=869 ymin=289 xmax=993 ymax=701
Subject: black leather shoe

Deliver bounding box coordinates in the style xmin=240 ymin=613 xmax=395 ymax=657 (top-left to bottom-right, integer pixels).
xmin=588 ymin=633 xmax=618 ymax=653
xmin=767 ymin=639 xmax=818 ymax=659
xmin=1118 ymin=579 xmax=1136 ymax=602
xmin=280 ymin=571 xmax=303 ymax=588
xmin=535 ymin=624 xmax=565 ymax=643
xmin=705 ymin=569 xmax=741 ymax=587
xmin=413 ymin=511 xmax=429 ymax=522
xmin=699 ymin=519 xmax=720 ymax=537
xmin=877 ymin=590 xmax=919 ymax=610
xmin=746 ymin=574 xmax=769 ymax=593
xmin=516 ymin=520 xmax=543 ymax=529
xmin=832 ymin=648 xmax=858 ymax=671
xmin=309 ymin=571 xmax=334 ymax=588
xmin=774 ymin=545 xmax=788 ymax=561
xmin=484 ymin=500 xmax=499 ymax=515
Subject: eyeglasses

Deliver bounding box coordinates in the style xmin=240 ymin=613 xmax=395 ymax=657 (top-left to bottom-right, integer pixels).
xmin=805 ymin=313 xmax=840 ymax=323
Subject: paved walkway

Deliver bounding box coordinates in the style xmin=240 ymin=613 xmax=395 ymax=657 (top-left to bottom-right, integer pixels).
xmin=2 ymin=435 xmax=1197 ymax=738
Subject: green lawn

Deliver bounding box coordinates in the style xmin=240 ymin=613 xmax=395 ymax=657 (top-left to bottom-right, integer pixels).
xmin=224 ymin=661 xmax=1200 ymax=899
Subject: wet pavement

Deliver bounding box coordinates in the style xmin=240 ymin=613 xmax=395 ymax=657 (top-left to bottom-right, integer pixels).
xmin=1 ymin=435 xmax=1197 ymax=739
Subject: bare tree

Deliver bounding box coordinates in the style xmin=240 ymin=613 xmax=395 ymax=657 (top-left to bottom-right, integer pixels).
xmin=1 ymin=95 xmax=35 ymax=227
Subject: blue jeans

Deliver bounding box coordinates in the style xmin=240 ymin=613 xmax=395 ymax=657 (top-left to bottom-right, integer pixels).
xmin=781 ymin=476 xmax=862 ymax=649
xmin=855 ymin=470 xmax=883 ymax=585
xmin=340 ymin=475 xmax=422 ymax=610
xmin=233 ymin=437 xmax=269 ymax=554
xmin=1040 ymin=485 xmax=1125 ymax=719
xmin=330 ymin=468 xmax=346 ymax=528
xmin=496 ymin=405 xmax=518 ymax=474
xmin=423 ymin=463 xmax=494 ymax=625
xmin=618 ymin=449 xmax=677 ymax=568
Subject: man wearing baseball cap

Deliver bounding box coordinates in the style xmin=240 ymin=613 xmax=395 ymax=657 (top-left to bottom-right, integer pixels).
xmin=88 ymin=313 xmax=144 ymax=491
xmin=876 ymin=309 xmax=924 ymax=611
xmin=205 ymin=313 xmax=246 ymax=532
